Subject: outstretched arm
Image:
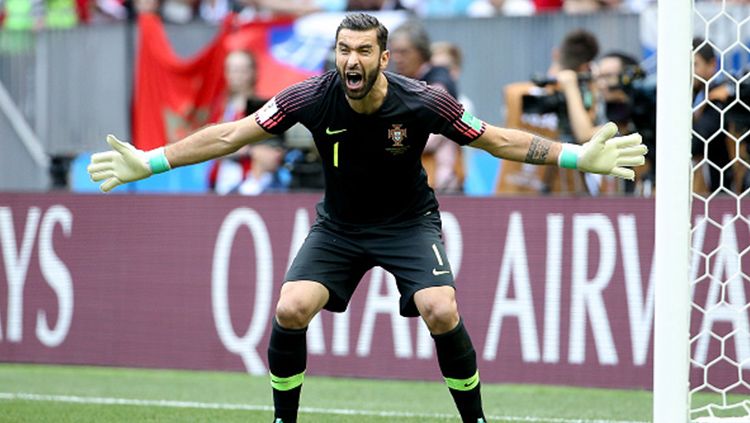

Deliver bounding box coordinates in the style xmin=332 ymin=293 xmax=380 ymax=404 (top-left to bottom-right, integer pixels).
xmin=163 ymin=114 xmax=270 ymax=167
xmin=87 ymin=114 xmax=272 ymax=192
xmin=469 ymin=121 xmax=646 ymax=180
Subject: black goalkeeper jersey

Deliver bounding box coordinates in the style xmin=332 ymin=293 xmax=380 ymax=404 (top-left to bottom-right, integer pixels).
xmin=254 ymin=70 xmax=486 ymax=225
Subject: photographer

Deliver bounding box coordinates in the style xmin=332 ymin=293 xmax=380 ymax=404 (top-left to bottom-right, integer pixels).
xmin=558 ymin=51 xmax=655 ymax=195
xmin=500 ymin=29 xmax=600 ymax=195
xmin=692 ymin=38 xmax=733 ymax=194
xmin=545 ymin=29 xmax=603 ymax=194
xmin=725 ymin=67 xmax=750 ymax=190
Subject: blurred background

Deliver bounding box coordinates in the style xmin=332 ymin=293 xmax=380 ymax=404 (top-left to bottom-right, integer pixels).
xmin=1 ymin=1 xmax=750 ymax=422
xmin=1 ymin=0 xmax=747 ymax=197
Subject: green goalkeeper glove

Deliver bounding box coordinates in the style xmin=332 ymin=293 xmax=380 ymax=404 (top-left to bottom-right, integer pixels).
xmin=87 ymin=135 xmax=171 ymax=193
xmin=557 ymin=122 xmax=647 ymax=180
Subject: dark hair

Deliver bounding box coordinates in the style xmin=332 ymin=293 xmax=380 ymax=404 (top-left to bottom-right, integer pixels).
xmin=335 ymin=13 xmax=389 ymax=53
xmin=391 ymin=20 xmax=432 ymax=62
xmin=600 ymin=51 xmax=639 ymax=68
xmin=693 ymin=37 xmax=716 ymax=62
xmin=559 ymin=29 xmax=599 ymax=71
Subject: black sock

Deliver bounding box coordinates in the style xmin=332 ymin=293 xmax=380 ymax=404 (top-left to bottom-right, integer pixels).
xmin=268 ymin=319 xmax=307 ymax=423
xmin=432 ymin=319 xmax=486 ymax=423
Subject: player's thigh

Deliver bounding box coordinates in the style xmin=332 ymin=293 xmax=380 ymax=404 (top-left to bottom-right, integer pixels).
xmin=371 ymin=214 xmax=454 ymax=317
xmin=285 ymin=224 xmax=371 ymax=313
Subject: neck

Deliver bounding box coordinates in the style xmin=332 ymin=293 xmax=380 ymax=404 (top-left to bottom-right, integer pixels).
xmin=347 ymin=72 xmax=388 ymax=115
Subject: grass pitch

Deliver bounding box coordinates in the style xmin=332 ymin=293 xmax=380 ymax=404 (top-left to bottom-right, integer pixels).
xmin=0 ymin=363 xmax=654 ymax=422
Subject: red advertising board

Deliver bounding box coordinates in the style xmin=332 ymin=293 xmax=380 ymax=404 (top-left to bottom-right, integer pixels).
xmin=0 ymin=193 xmax=746 ymax=390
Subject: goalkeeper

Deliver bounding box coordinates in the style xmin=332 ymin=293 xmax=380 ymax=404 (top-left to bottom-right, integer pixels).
xmin=87 ymin=13 xmax=646 ymax=423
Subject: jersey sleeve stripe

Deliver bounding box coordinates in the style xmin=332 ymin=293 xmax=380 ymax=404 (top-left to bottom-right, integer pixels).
xmin=452 ymin=119 xmax=486 ymax=139
xmin=419 ymin=90 xmax=463 ymax=121
xmin=255 ymin=73 xmax=331 ymax=132
xmin=260 ymin=111 xmax=287 ymax=130
xmin=280 ymin=89 xmax=324 ymax=114
xmin=418 ymin=86 xmax=487 ymax=141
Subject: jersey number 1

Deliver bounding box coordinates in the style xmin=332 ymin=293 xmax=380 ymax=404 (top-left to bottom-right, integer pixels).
xmin=334 ymin=142 xmax=339 ymax=168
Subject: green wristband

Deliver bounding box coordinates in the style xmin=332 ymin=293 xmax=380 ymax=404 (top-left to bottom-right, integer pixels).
xmin=147 ymin=148 xmax=171 ymax=174
xmin=558 ymin=145 xmax=579 ymax=170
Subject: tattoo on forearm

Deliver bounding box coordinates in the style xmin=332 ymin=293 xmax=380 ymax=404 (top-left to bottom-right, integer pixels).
xmin=525 ymin=136 xmax=552 ymax=164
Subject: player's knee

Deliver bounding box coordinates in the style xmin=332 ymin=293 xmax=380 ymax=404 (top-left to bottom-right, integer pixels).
xmin=420 ymin=297 xmax=459 ymax=334
xmin=275 ymin=297 xmax=316 ymax=329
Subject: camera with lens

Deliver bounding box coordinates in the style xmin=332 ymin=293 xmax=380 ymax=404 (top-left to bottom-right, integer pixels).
xmin=520 ymin=72 xmax=594 ymax=142
xmin=611 ymin=65 xmax=656 ymax=160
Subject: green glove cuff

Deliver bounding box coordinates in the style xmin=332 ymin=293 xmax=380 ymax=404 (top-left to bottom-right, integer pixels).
xmin=558 ymin=144 xmax=580 ymax=170
xmin=147 ymin=147 xmax=171 ymax=174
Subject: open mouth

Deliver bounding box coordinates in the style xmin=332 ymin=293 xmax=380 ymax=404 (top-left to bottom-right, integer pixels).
xmin=345 ymin=71 xmax=364 ymax=91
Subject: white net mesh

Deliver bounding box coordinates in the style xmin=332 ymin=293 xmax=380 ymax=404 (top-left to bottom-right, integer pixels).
xmin=690 ymin=2 xmax=750 ymax=421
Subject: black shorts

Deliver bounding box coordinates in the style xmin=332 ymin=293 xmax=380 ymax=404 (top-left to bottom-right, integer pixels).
xmin=284 ymin=211 xmax=454 ymax=317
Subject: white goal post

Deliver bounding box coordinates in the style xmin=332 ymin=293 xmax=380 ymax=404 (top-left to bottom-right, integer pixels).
xmin=654 ymin=1 xmax=750 ymax=422
xmin=652 ymin=0 xmax=693 ymax=420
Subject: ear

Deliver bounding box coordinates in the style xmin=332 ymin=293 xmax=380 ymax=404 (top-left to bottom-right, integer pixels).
xmin=380 ymin=49 xmax=390 ymax=71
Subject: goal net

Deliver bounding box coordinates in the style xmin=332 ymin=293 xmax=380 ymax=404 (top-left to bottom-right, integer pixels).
xmin=689 ymin=1 xmax=750 ymax=421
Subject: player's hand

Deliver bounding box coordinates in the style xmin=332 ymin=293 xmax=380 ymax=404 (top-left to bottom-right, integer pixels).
xmin=87 ymin=135 xmax=152 ymax=192
xmin=577 ymin=122 xmax=647 ymax=180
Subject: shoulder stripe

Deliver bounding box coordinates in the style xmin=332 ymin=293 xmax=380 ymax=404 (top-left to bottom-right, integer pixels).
xmin=276 ymin=83 xmax=323 ymax=113
xmin=417 ymin=88 xmax=462 ymax=121
xmin=418 ymin=87 xmax=486 ymax=140
xmin=275 ymin=71 xmax=335 ymax=113
xmin=280 ymin=88 xmax=324 ymax=114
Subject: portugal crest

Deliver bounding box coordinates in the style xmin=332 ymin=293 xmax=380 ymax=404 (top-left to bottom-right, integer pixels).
xmin=388 ymin=124 xmax=407 ymax=147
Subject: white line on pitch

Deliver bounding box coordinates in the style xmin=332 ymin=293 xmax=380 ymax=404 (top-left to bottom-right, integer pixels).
xmin=0 ymin=392 xmax=647 ymax=423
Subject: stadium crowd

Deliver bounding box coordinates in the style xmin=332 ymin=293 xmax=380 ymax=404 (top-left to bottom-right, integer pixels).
xmin=0 ymin=0 xmax=676 ymax=29
xmin=1 ymin=0 xmax=747 ymax=196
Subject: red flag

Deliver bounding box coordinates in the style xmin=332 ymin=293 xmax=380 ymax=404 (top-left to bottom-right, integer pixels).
xmin=132 ymin=13 xmax=230 ymax=150
xmin=132 ymin=14 xmax=317 ymax=151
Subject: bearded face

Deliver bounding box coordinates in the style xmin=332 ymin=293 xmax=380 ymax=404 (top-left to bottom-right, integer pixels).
xmin=335 ymin=28 xmax=384 ymax=100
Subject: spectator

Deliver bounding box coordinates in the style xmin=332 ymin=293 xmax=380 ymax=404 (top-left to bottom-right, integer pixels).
xmin=240 ymin=0 xmax=347 ymax=16
xmin=161 ymin=0 xmax=198 ymax=23
xmin=134 ymin=0 xmax=158 ymax=14
xmin=560 ymin=50 xmax=654 ymax=195
xmin=233 ymin=139 xmax=288 ymax=194
xmin=406 ymin=0 xmax=475 ymax=17
xmin=199 ymin=0 xmax=233 ymax=23
xmin=347 ymin=0 xmax=406 ymax=10
xmin=209 ymin=50 xmax=288 ymax=194
xmin=545 ymin=29 xmax=604 ymax=194
xmin=430 ymin=41 xmax=474 ymax=111
xmin=550 ymin=28 xmax=600 ymax=143
xmin=563 ymin=0 xmax=622 ymax=14
xmin=2 ymin=0 xmax=79 ymax=31
xmin=597 ymin=52 xmax=654 ymax=194
xmin=534 ymin=0 xmax=562 ymax=11
xmin=467 ymin=0 xmax=534 ymax=16
xmin=79 ymin=0 xmax=129 ymax=23
xmin=692 ymin=37 xmax=733 ymax=193
xmin=432 ymin=41 xmax=488 ymax=194
xmin=391 ymin=21 xmax=464 ymax=193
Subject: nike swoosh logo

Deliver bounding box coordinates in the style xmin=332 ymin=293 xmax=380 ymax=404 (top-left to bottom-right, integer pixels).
xmin=432 ymin=269 xmax=451 ymax=276
xmin=326 ymin=127 xmax=347 ymax=135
